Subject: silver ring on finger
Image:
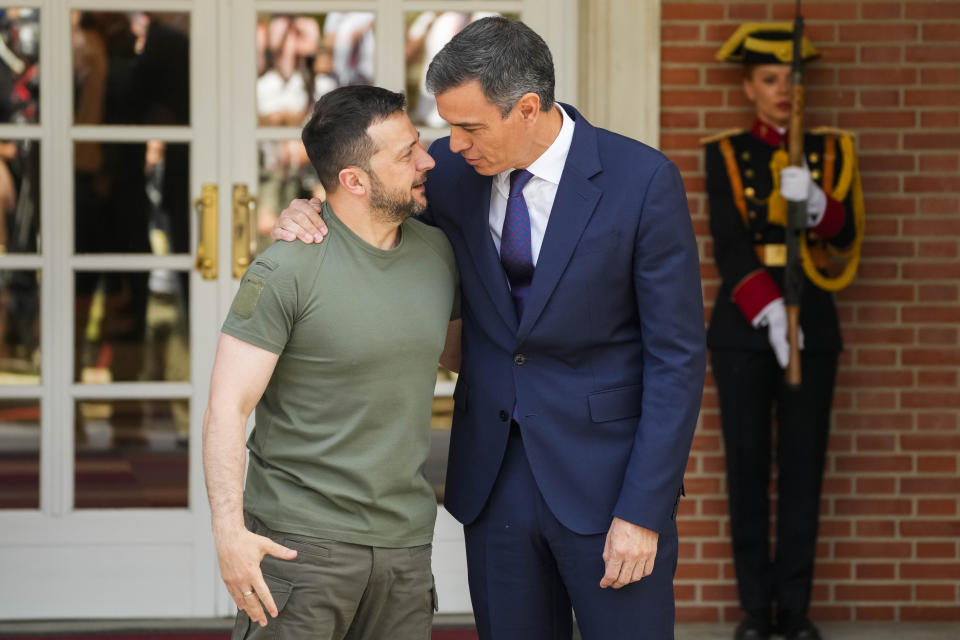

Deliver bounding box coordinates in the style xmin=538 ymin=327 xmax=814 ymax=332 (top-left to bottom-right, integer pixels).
xmin=241 ymin=590 xmax=255 ymax=597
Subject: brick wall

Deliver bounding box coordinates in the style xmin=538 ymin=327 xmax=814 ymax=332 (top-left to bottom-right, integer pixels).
xmin=660 ymin=0 xmax=960 ymax=623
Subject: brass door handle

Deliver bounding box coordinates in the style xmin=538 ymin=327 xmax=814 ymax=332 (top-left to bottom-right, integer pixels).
xmin=194 ymin=183 xmax=218 ymax=280
xmin=233 ymin=184 xmax=257 ymax=279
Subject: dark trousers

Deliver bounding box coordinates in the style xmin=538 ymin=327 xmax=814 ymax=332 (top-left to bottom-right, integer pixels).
xmin=464 ymin=426 xmax=678 ymax=640
xmin=711 ymin=349 xmax=837 ymax=622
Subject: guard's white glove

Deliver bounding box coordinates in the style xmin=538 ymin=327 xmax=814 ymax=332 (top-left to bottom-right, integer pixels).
xmin=752 ymin=298 xmax=805 ymax=369
xmin=780 ymin=165 xmax=827 ymax=227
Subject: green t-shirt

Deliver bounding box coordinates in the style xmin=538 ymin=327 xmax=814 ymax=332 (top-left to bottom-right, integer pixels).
xmin=222 ymin=203 xmax=459 ymax=548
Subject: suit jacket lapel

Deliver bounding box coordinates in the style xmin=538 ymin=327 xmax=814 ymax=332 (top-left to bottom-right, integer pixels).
xmin=460 ymin=169 xmax=519 ymax=333
xmin=517 ymin=106 xmax=603 ymax=341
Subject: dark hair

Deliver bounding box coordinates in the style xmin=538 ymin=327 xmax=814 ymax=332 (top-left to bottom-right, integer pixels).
xmin=301 ymin=85 xmax=406 ymax=192
xmin=425 ymin=16 xmax=554 ymax=117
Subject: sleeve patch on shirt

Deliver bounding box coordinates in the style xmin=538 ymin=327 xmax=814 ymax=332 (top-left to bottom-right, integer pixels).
xmin=231 ymin=275 xmax=265 ymax=319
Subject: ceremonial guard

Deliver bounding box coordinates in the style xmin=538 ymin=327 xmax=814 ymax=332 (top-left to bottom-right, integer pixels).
xmin=703 ymin=24 xmax=865 ymax=640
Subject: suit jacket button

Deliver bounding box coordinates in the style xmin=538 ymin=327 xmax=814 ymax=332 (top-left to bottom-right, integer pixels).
xmin=499 ymin=410 xmax=509 ymax=422
xmin=513 ymin=353 xmax=526 ymax=365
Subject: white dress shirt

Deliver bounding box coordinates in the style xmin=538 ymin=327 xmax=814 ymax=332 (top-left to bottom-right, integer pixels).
xmin=489 ymin=104 xmax=575 ymax=266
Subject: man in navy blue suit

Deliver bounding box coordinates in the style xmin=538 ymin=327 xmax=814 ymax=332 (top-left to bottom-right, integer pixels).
xmin=274 ymin=17 xmax=705 ymax=640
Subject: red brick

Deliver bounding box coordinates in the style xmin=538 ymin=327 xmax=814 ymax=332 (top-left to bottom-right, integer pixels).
xmin=916 ymin=585 xmax=956 ymax=601
xmin=662 ymin=89 xmax=725 ymax=107
xmin=857 ymin=306 xmax=897 ymax=324
xmin=901 ymin=563 xmax=960 ymax=580
xmin=838 ymin=370 xmax=913 ymax=387
xmin=834 ymin=499 xmax=912 ymax=517
xmin=859 ymin=89 xmax=900 ymax=107
xmin=860 ymin=46 xmax=902 ymax=63
xmin=861 ymin=174 xmax=903 ymax=193
xmin=917 ymin=542 xmax=957 ymax=559
xmin=729 ymin=3 xmax=770 ymax=20
xmin=807 ymin=89 xmax=856 ymax=108
xmin=918 ymin=370 xmax=959 ymax=387
xmin=838 ymin=67 xmax=916 ymax=85
xmin=855 ymin=520 xmax=896 ymax=537
xmin=906 ymin=90 xmax=960 ymax=107
xmin=857 ymin=434 xmax=896 ymax=451
xmin=675 ymin=562 xmax=719 ymax=580
xmin=842 ymin=285 xmax=914 ymax=303
xmin=902 ymin=392 xmax=960 ymax=409
xmin=901 ymin=305 xmax=960 ymax=323
xmin=818 ymin=45 xmax=857 ymax=63
xmin=921 ymin=68 xmax=960 ymax=85
xmin=823 ymin=476 xmax=853 ymax=495
xmin=835 ymin=584 xmax=911 ymax=601
xmin=814 ymin=561 xmax=852 ymax=580
xmin=676 ymin=607 xmax=720 ymax=623
xmin=918 ymin=155 xmax=959 ymax=173
xmin=857 ymin=477 xmax=897 ymax=494
xmin=903 ymin=349 xmax=960 ymax=366
xmin=836 ymin=455 xmax=912 ymax=473
xmin=662 ymin=24 xmax=701 ymax=41
xmin=858 ymin=133 xmax=899 ymax=151
xmin=856 ymin=563 xmax=896 ymax=580
xmin=856 ymin=606 xmax=895 ymax=621
xmin=921 ymin=112 xmax=960 ymax=128
xmin=905 ymin=176 xmax=960 ymax=192
xmin=662 ymin=46 xmax=717 ymax=63
xmin=918 ymin=499 xmax=958 ymax=516
xmin=855 ymin=263 xmax=899 ymax=279
xmin=855 ymin=390 xmax=898 ymax=410
xmin=918 ymin=328 xmax=958 ymax=346
xmin=902 ymin=435 xmax=960 ymax=451
xmin=856 ymin=349 xmax=897 ymax=367
xmin=901 ymin=606 xmax=960 ymax=622
xmin=701 ymin=584 xmax=739 ymax=601
xmin=662 ymin=3 xmax=725 ymax=20
xmin=840 ymin=24 xmax=917 ymax=41
xmin=924 ymin=24 xmax=960 ymax=40
xmin=917 ymin=240 xmax=958 ymax=258
xmin=918 ymin=456 xmax=958 ymax=473
xmin=861 ymin=3 xmax=901 ymax=19
xmin=904 ymin=221 xmax=960 ymax=239
xmin=661 ymin=68 xmax=701 ymax=86
xmin=773 ymin=2 xmax=857 ymax=19
xmin=918 ymin=413 xmax=958 ymax=430
xmin=906 ymin=2 xmax=960 ymax=19
xmin=919 ymin=198 xmax=959 ymax=215
xmin=905 ymin=133 xmax=960 ymax=151
xmin=902 ymin=477 xmax=960 ymax=494
xmin=704 ymin=112 xmax=751 ymax=129
xmin=859 ymin=155 xmax=915 ymax=172
xmin=906 ymin=46 xmax=960 ymax=63
xmin=900 ymin=520 xmax=960 ymax=537
xmin=818 ymin=519 xmax=851 ymax=537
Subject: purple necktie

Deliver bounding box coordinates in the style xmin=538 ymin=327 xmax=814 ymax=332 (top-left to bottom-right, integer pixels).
xmin=500 ymin=169 xmax=535 ymax=319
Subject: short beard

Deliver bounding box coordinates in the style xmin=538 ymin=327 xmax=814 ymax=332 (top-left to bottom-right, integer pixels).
xmin=368 ymin=170 xmax=427 ymax=224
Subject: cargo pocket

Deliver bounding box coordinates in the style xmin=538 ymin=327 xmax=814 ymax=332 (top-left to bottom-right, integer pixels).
xmin=430 ymin=574 xmax=439 ymax=612
xmin=232 ymin=573 xmax=293 ymax=640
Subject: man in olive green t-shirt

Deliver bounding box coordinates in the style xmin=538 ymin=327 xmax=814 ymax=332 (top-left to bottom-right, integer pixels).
xmin=203 ymin=86 xmax=460 ymax=639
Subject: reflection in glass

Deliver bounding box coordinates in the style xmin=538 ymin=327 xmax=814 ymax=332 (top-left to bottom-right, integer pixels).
xmin=256 ymin=12 xmax=374 ymax=126
xmin=0 ymin=399 xmax=39 ymax=509
xmin=426 ymin=367 xmax=457 ymax=503
xmin=405 ymin=11 xmax=515 ymax=127
xmin=0 ymin=8 xmax=39 ymax=124
xmin=75 ymin=271 xmax=189 ymax=383
xmin=0 ymin=269 xmax=39 ymax=384
xmin=75 ymin=141 xmax=189 ymax=255
xmin=72 ymin=11 xmax=189 ymax=126
xmin=256 ymin=140 xmax=321 ymax=253
xmin=0 ymin=139 xmax=39 ymax=254
xmin=75 ymin=398 xmax=188 ymax=508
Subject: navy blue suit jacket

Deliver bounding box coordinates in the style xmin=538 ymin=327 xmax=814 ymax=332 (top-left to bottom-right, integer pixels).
xmin=424 ymin=105 xmax=706 ymax=536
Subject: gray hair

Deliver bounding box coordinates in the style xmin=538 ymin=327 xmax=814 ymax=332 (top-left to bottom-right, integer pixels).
xmin=425 ymin=16 xmax=555 ymax=117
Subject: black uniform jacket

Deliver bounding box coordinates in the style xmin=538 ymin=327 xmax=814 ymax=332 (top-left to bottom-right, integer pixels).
xmin=704 ymin=120 xmax=858 ymax=353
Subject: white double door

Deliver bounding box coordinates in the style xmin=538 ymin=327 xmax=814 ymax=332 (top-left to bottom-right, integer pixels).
xmin=0 ymin=0 xmax=575 ymax=620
